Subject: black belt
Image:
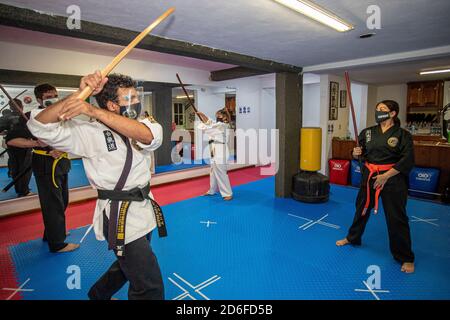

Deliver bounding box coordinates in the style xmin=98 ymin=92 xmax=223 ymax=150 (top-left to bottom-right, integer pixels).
xmin=98 ymin=183 xmax=167 ymax=256
xmin=98 ymin=183 xmax=151 ymax=201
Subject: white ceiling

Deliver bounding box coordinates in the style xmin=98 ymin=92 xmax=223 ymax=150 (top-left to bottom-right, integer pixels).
xmin=1 ymin=0 xmax=450 ymax=68
xmin=319 ymin=56 xmax=450 ymax=85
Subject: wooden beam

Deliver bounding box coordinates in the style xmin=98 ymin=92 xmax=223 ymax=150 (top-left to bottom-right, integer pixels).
xmin=0 ymin=69 xmax=182 ymax=92
xmin=0 ymin=3 xmax=302 ymax=74
xmin=275 ymin=72 xmax=303 ymax=198
xmin=210 ymin=67 xmax=270 ymax=81
xmin=0 ymin=69 xmax=81 ymax=87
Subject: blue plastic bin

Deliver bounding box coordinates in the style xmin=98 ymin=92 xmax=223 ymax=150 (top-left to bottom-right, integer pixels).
xmin=409 ymin=167 xmax=440 ymax=199
xmin=351 ymin=160 xmax=362 ymax=187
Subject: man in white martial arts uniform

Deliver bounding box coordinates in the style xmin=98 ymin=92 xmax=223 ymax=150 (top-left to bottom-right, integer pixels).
xmin=27 ymin=71 xmax=166 ymax=300
xmin=196 ymin=109 xmax=233 ymax=200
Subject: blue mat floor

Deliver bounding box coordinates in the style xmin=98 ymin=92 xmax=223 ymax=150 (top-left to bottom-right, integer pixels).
xmin=8 ymin=177 xmax=450 ymax=300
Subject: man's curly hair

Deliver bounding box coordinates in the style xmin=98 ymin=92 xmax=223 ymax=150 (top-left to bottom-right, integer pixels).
xmin=34 ymin=83 xmax=56 ymax=100
xmin=95 ymin=74 xmax=136 ymax=109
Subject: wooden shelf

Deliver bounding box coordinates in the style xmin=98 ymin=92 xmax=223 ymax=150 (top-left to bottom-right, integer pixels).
xmin=407 ymin=105 xmax=440 ymax=110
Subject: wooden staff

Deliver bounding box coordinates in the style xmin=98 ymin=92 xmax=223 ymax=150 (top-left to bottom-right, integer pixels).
xmin=344 ymin=71 xmax=359 ymax=147
xmin=2 ymin=166 xmax=32 ymax=193
xmin=176 ymin=73 xmax=197 ymax=113
xmin=345 ymin=71 xmax=363 ymax=168
xmin=176 ymin=73 xmax=207 ymax=124
xmin=77 ymin=7 xmax=175 ymax=100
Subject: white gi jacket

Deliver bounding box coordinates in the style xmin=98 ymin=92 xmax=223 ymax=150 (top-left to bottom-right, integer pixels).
xmin=197 ymin=119 xmax=230 ymax=165
xmin=27 ymin=109 xmax=163 ymax=245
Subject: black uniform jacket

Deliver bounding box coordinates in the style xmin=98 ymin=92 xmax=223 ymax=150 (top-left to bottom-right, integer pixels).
xmin=358 ymin=124 xmax=415 ymax=177
xmin=8 ymin=110 xmax=70 ymax=176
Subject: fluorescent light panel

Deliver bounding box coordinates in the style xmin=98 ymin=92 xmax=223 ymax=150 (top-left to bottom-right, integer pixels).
xmin=273 ymin=0 xmax=354 ymax=32
xmin=175 ymin=95 xmax=194 ymax=99
xmin=419 ymin=69 xmax=450 ymax=75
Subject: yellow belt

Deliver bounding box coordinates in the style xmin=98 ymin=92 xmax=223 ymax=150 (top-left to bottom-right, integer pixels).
xmin=32 ymin=149 xmax=69 ymax=188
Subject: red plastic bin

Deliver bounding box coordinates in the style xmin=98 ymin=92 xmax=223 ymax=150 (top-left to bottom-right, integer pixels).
xmin=328 ymin=159 xmax=350 ymax=185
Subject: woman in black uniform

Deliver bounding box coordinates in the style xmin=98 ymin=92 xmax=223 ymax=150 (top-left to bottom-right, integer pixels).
xmin=336 ymin=100 xmax=415 ymax=274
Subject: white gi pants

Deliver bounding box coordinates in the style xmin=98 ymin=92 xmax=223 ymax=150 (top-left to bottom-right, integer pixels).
xmin=208 ymin=161 xmax=233 ymax=197
xmin=207 ymin=143 xmax=232 ymax=197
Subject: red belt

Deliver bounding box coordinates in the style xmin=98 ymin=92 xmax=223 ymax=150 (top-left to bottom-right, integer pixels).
xmin=362 ymin=162 xmax=395 ymax=216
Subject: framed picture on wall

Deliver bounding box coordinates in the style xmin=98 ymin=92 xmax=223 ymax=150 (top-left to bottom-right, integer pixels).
xmin=330 ymin=107 xmax=338 ymax=120
xmin=329 ymin=81 xmax=339 ymax=120
xmin=340 ymin=90 xmax=347 ymax=108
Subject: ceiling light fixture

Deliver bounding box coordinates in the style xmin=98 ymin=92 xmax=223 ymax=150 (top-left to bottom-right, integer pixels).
xmin=273 ymin=0 xmax=354 ymax=32
xmin=175 ymin=95 xmax=194 ymax=99
xmin=419 ymin=69 xmax=450 ymax=75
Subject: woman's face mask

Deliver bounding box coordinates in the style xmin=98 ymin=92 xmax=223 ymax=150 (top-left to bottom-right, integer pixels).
xmin=375 ymin=110 xmax=391 ymax=123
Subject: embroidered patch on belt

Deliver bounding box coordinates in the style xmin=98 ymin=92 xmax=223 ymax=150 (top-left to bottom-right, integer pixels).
xmin=103 ymin=130 xmax=117 ymax=152
xmin=387 ymin=137 xmax=399 ymax=147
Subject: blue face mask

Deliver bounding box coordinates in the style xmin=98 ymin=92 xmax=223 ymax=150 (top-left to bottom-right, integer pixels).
xmin=375 ymin=110 xmax=390 ymax=124
xmin=119 ymin=102 xmax=142 ymax=119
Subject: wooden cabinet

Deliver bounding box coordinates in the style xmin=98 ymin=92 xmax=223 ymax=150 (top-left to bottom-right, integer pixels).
xmin=225 ymin=96 xmax=236 ymax=113
xmin=414 ymin=144 xmax=450 ymax=194
xmin=407 ymin=82 xmax=423 ymax=107
xmin=413 ymin=135 xmax=446 ymax=143
xmin=332 ymin=138 xmax=355 ymax=161
xmin=422 ymin=81 xmax=442 ymax=106
xmin=407 ymin=81 xmax=444 ymax=108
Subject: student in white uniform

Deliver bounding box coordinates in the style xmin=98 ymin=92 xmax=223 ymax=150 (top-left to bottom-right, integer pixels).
xmin=196 ymin=108 xmax=233 ymax=201
xmin=27 ymin=71 xmax=166 ymax=300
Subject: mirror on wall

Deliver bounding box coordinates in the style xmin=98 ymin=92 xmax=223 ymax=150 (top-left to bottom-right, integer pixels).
xmin=0 ymin=81 xmax=236 ymax=202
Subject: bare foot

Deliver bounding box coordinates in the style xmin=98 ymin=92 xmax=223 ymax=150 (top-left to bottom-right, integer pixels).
xmin=401 ymin=262 xmax=415 ymax=274
xmin=203 ymin=192 xmax=215 ymax=196
xmin=223 ymin=196 xmax=233 ymax=201
xmin=56 ymin=243 xmax=80 ymax=253
xmin=336 ymin=238 xmax=350 ymax=246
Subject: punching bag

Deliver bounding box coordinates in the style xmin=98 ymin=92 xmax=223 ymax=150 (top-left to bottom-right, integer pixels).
xmin=292 ymin=128 xmax=330 ymax=203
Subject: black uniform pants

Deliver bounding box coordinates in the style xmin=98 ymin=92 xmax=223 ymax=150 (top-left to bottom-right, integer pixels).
xmin=7 ymin=149 xmax=32 ymax=197
xmin=346 ymin=169 xmax=415 ymax=263
xmin=34 ymin=173 xmax=69 ymax=252
xmin=88 ymin=215 xmax=164 ymax=300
